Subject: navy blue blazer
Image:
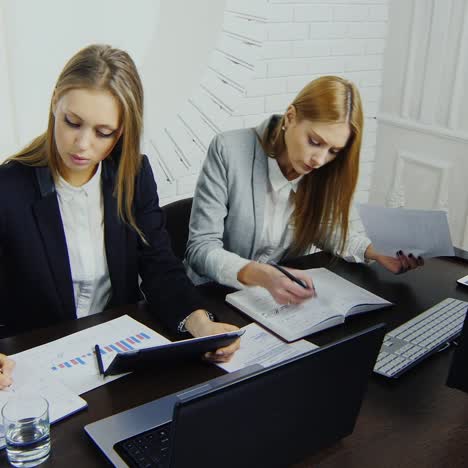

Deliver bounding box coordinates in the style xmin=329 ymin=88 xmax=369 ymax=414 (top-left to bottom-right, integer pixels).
xmin=0 ymin=153 xmax=205 ymax=337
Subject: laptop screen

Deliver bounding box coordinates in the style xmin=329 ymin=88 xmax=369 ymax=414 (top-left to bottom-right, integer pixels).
xmin=169 ymin=324 xmax=385 ymax=468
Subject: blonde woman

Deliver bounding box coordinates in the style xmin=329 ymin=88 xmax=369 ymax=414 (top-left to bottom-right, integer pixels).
xmin=186 ymin=76 xmax=423 ymax=305
xmin=0 ymin=45 xmax=239 ymax=386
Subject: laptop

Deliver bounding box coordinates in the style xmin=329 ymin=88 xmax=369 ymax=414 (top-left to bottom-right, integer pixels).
xmin=85 ymin=323 xmax=385 ymax=468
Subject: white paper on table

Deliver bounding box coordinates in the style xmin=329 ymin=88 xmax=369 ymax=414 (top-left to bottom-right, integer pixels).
xmin=0 ymin=361 xmax=87 ymax=449
xmin=217 ymin=323 xmax=318 ymax=373
xmin=10 ymin=315 xmax=170 ymax=395
xmin=358 ymin=204 xmax=454 ymax=257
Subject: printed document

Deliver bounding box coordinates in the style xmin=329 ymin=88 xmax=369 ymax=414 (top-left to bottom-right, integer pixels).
xmin=358 ymin=204 xmax=454 ymax=257
xmin=0 ymin=361 xmax=87 ymax=449
xmin=10 ymin=315 xmax=170 ymax=395
xmin=217 ymin=323 xmax=317 ymax=373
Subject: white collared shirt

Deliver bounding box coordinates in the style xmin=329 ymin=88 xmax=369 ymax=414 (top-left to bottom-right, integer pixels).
xmin=56 ymin=164 xmax=112 ymax=318
xmin=255 ymin=157 xmax=303 ymax=263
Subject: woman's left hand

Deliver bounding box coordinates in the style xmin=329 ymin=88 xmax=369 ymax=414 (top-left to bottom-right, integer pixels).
xmin=184 ymin=310 xmax=241 ymax=363
xmin=365 ymin=244 xmax=424 ymax=274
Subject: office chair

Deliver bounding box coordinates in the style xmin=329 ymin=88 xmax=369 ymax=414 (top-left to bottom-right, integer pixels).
xmin=162 ymin=197 xmax=193 ymax=260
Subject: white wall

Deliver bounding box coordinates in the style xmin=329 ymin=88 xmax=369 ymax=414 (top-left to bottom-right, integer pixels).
xmin=1 ymin=0 xmax=391 ymax=227
xmin=218 ymin=0 xmax=390 ymax=232
xmin=0 ymin=0 xmax=226 ymax=155
xmin=370 ymin=0 xmax=468 ymax=249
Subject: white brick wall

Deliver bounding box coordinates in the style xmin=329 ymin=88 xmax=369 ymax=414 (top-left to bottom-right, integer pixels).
xmin=161 ymin=0 xmax=390 ymax=214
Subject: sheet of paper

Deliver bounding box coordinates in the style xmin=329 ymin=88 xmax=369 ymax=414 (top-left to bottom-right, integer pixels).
xmin=10 ymin=315 xmax=170 ymax=395
xmin=0 ymin=361 xmax=87 ymax=448
xmin=217 ymin=323 xmax=318 ymax=373
xmin=358 ymin=204 xmax=454 ymax=257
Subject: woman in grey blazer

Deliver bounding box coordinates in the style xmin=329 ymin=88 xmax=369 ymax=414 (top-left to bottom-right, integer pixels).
xmin=186 ymin=76 xmax=423 ymax=305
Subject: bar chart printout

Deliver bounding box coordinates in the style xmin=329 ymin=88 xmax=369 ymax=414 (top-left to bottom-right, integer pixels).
xmin=11 ymin=316 xmax=170 ymax=395
xmin=50 ymin=331 xmax=153 ymax=371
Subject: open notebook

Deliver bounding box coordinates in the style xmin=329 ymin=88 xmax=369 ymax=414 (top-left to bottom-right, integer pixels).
xmin=226 ymin=267 xmax=392 ymax=342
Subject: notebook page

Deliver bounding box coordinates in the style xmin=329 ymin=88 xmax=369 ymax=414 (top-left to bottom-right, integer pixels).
xmin=226 ymin=268 xmax=391 ymax=340
xmin=309 ymin=268 xmax=391 ymax=315
xmin=227 ymin=283 xmax=343 ymax=341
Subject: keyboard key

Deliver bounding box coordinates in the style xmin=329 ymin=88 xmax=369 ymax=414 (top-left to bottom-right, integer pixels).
xmin=114 ymin=422 xmax=172 ymax=467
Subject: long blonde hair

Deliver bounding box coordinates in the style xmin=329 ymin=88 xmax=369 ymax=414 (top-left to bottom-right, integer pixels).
xmin=4 ymin=44 xmax=145 ymax=238
xmin=262 ymin=76 xmax=364 ymax=257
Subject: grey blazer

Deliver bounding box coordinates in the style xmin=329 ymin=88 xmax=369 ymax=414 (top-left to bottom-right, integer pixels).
xmin=186 ymin=117 xmax=370 ymax=286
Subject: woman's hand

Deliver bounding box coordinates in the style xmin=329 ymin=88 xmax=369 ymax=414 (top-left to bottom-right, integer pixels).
xmin=238 ymin=262 xmax=316 ymax=305
xmin=365 ymin=244 xmax=424 ymax=274
xmin=184 ymin=310 xmax=241 ymax=363
xmin=0 ymin=354 xmax=15 ymax=390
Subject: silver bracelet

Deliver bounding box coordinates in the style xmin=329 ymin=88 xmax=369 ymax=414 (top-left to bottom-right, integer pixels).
xmin=177 ymin=310 xmax=214 ymax=333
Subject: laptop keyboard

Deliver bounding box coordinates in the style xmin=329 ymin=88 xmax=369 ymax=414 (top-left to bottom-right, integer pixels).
xmin=374 ymin=298 xmax=468 ymax=378
xmin=114 ymin=423 xmax=171 ymax=468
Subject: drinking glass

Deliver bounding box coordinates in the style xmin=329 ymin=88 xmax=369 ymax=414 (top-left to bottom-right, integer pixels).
xmin=2 ymin=395 xmax=50 ymax=467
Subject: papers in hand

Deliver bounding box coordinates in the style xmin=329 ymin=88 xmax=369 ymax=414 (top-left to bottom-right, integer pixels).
xmin=226 ymin=268 xmax=392 ymax=342
xmin=358 ymin=204 xmax=454 ymax=258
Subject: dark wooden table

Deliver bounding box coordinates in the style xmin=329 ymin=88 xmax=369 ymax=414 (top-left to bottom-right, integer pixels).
xmin=1 ymin=252 xmax=468 ymax=467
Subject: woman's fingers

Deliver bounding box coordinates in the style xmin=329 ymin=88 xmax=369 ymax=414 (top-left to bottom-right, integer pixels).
xmin=0 ymin=354 xmax=15 ymax=389
xmin=396 ymin=251 xmax=409 ymax=272
xmin=0 ymin=354 xmax=15 ymax=376
xmin=204 ymin=339 xmax=240 ymax=362
xmin=398 ymin=251 xmax=424 ymax=271
xmin=407 ymin=253 xmax=420 ymax=269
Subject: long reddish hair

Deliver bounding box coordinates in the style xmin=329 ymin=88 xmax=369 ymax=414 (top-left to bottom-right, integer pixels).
xmin=262 ymin=76 xmax=364 ymax=257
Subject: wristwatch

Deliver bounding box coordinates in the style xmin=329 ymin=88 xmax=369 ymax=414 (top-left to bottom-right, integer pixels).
xmin=177 ymin=309 xmax=214 ymax=333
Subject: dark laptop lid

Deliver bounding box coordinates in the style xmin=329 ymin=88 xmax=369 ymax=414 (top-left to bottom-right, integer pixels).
xmin=447 ymin=309 xmax=468 ymax=393
xmin=169 ymin=323 xmax=386 ymax=468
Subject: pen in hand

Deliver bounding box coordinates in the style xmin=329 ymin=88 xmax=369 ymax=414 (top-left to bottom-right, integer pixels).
xmin=268 ymin=261 xmax=317 ymax=296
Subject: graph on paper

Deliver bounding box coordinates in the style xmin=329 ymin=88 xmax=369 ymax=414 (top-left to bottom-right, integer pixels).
xmin=50 ymin=331 xmax=152 ymax=372
xmin=11 ymin=316 xmax=170 ymax=395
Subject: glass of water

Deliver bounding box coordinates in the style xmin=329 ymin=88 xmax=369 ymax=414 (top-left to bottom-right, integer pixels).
xmin=2 ymin=395 xmax=50 ymax=467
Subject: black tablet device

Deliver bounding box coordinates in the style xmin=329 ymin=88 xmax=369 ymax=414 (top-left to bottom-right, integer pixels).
xmin=98 ymin=330 xmax=245 ymax=376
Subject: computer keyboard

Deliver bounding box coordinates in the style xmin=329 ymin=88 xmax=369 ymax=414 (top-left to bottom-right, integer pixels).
xmin=114 ymin=422 xmax=171 ymax=468
xmin=374 ymin=298 xmax=468 ymax=378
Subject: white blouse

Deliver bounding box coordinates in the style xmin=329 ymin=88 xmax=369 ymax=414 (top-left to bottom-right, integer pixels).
xmin=56 ymin=164 xmax=111 ymax=318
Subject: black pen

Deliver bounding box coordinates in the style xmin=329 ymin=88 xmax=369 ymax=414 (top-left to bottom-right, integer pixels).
xmin=95 ymin=344 xmax=105 ymax=376
xmin=268 ymin=261 xmax=316 ymax=294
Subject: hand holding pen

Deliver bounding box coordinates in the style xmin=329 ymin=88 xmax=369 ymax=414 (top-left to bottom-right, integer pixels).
xmin=265 ymin=262 xmax=316 ymax=305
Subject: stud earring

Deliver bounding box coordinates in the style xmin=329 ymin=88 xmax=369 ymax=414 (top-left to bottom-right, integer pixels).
xmin=281 ymin=126 xmax=286 ymax=131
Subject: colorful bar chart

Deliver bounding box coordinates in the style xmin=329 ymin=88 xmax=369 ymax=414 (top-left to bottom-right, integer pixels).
xmin=50 ymin=331 xmax=152 ymax=371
